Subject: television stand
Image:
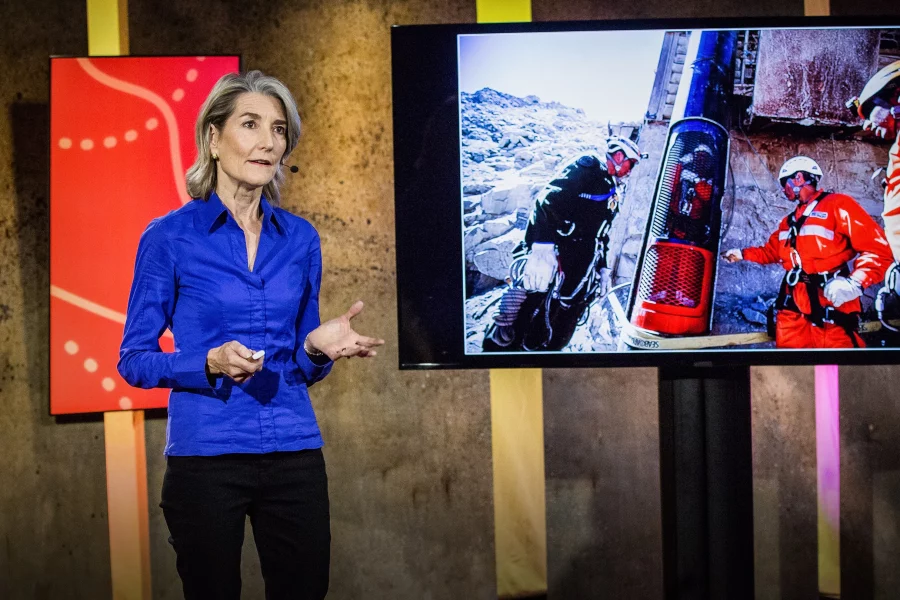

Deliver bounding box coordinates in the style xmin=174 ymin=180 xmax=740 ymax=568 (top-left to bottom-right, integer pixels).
xmin=658 ymin=365 xmax=754 ymax=600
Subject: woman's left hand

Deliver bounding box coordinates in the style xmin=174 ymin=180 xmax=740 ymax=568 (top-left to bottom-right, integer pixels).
xmin=305 ymin=301 xmax=385 ymax=361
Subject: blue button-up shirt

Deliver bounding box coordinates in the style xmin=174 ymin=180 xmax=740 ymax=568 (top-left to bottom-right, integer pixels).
xmin=118 ymin=192 xmax=333 ymax=456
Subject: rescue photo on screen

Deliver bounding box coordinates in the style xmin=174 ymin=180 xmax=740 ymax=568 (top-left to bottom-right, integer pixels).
xmin=460 ymin=27 xmax=900 ymax=354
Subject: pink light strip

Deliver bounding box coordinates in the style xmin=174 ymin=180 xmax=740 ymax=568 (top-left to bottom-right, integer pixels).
xmin=816 ymin=364 xmax=840 ymax=597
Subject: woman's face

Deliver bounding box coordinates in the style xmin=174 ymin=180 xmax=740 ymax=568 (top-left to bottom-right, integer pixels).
xmin=210 ymin=92 xmax=288 ymax=193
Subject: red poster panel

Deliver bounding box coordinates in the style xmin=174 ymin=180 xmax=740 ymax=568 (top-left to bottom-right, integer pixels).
xmin=50 ymin=56 xmax=240 ymax=414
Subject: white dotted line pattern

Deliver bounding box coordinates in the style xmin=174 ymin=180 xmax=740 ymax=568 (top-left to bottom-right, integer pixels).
xmin=64 ymin=339 xmax=131 ymax=410
xmin=58 ymin=66 xmax=200 ymax=151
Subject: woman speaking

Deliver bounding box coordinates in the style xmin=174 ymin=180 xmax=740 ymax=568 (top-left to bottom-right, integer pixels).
xmin=118 ymin=70 xmax=383 ymax=599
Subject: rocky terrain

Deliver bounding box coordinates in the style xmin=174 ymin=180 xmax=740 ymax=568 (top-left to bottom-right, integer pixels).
xmin=461 ymin=87 xmax=649 ymax=353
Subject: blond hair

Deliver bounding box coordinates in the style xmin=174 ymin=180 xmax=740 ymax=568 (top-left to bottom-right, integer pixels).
xmin=186 ymin=70 xmax=301 ymax=204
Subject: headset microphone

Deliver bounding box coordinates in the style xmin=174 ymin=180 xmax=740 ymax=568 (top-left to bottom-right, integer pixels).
xmin=288 ymin=165 xmax=299 ymax=173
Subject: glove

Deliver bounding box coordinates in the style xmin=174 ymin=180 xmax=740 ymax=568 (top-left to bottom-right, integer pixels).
xmin=885 ymin=262 xmax=900 ymax=297
xmin=597 ymin=267 xmax=613 ymax=299
xmin=823 ymin=276 xmax=863 ymax=308
xmin=864 ymin=106 xmax=892 ymax=139
xmin=522 ymin=243 xmax=557 ymax=292
xmin=722 ymin=248 xmax=743 ymax=263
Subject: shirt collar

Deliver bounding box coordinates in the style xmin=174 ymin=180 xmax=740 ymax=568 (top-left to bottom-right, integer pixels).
xmin=201 ymin=191 xmax=285 ymax=235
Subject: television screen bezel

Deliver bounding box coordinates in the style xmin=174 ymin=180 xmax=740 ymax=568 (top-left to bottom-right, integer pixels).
xmin=392 ymin=16 xmax=900 ymax=369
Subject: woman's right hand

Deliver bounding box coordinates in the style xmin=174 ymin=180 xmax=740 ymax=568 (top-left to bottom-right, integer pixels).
xmin=206 ymin=341 xmax=263 ymax=383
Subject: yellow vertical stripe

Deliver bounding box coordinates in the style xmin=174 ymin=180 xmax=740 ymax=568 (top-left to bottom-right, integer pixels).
xmin=477 ymin=1 xmax=544 ymax=594
xmin=104 ymin=411 xmax=151 ymax=600
xmin=803 ymin=0 xmax=830 ymax=16
xmin=490 ymin=369 xmax=547 ymax=597
xmin=476 ymin=0 xmax=532 ymax=23
xmin=87 ymin=0 xmax=129 ymax=55
xmin=87 ymin=2 xmax=149 ymax=599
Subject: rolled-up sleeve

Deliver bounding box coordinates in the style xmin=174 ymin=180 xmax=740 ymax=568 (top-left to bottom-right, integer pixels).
xmin=293 ymin=234 xmax=333 ymax=386
xmin=117 ymin=220 xmax=217 ymax=390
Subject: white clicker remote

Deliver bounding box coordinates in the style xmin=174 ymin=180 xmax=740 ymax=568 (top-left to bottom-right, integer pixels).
xmin=251 ymin=350 xmax=265 ymax=360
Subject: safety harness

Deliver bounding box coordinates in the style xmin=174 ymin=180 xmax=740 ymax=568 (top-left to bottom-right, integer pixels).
xmin=769 ymin=192 xmax=861 ymax=345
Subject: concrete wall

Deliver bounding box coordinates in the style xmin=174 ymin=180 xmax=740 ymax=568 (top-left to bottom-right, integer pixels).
xmin=0 ymin=1 xmax=113 ymax=598
xmin=2 ymin=0 xmax=900 ymax=599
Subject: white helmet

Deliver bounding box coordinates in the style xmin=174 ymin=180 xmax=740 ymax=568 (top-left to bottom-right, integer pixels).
xmin=681 ymin=144 xmax=714 ymax=164
xmin=606 ymin=136 xmax=642 ymax=163
xmin=858 ymin=59 xmax=900 ymax=119
xmin=778 ymin=156 xmax=823 ymax=187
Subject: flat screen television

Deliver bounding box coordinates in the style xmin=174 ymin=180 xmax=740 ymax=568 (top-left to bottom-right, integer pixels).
xmin=392 ymin=17 xmax=900 ymax=369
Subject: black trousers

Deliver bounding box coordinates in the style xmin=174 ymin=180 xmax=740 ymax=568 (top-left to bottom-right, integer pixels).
xmin=161 ymin=449 xmax=330 ymax=600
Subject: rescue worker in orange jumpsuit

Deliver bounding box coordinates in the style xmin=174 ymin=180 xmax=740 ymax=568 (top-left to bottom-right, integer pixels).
xmin=857 ymin=60 xmax=900 ymax=263
xmin=648 ymin=143 xmax=719 ymax=308
xmin=722 ymin=156 xmax=893 ymax=348
xmin=668 ymin=143 xmax=717 ymax=243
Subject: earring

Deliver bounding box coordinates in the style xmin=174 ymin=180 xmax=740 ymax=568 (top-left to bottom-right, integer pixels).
xmin=211 ymin=153 xmax=218 ymax=161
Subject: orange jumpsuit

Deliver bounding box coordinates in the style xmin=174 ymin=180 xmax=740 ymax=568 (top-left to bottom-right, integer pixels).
xmin=743 ymin=192 xmax=893 ymax=348
xmin=881 ymin=129 xmax=900 ymax=261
